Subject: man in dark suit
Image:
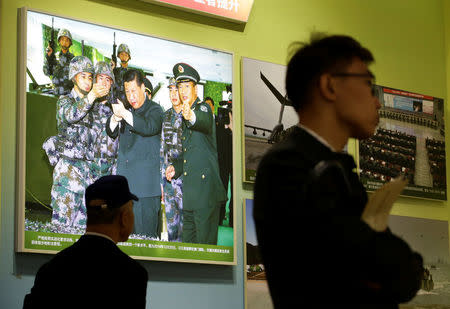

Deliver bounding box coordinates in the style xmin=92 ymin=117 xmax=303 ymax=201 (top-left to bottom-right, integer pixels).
xmin=253 ymin=34 xmax=423 ymax=308
xmin=164 ymin=63 xmax=227 ymax=245
xmin=107 ymin=69 xmax=164 ymax=238
xmin=23 ymin=175 xmax=148 ymax=309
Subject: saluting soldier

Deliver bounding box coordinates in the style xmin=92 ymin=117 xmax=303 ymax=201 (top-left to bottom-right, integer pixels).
xmin=112 ymin=43 xmax=131 ymax=105
xmin=89 ymin=61 xmax=119 ymax=180
xmin=167 ymin=63 xmax=227 ymax=245
xmin=160 ymin=77 xmax=184 ymax=242
xmin=42 ymin=56 xmax=110 ymax=229
xmin=43 ymin=28 xmax=75 ymax=96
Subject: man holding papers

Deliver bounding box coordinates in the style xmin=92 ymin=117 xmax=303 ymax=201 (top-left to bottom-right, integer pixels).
xmin=253 ymin=33 xmax=423 ymax=308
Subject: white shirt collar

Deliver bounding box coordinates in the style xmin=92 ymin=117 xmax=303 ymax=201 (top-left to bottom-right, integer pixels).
xmin=84 ymin=232 xmax=116 ymax=244
xmin=298 ymin=123 xmax=335 ymax=152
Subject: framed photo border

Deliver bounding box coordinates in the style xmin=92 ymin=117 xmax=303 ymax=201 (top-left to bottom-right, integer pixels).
xmin=16 ymin=6 xmax=237 ymax=266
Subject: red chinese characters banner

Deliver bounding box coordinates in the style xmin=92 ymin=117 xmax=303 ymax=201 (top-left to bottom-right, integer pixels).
xmin=142 ymin=0 xmax=254 ymax=23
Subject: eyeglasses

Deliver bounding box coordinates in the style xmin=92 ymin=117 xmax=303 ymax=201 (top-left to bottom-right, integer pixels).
xmin=331 ymin=72 xmax=377 ymax=97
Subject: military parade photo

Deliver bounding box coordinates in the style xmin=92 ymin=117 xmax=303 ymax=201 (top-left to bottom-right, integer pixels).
xmin=18 ymin=9 xmax=235 ymax=264
xmin=359 ymin=85 xmax=446 ymax=200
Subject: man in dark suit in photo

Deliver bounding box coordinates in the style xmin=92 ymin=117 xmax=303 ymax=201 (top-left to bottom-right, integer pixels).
xmin=107 ymin=69 xmax=164 ymax=238
xmin=23 ymin=175 xmax=148 ymax=309
xmin=253 ymin=33 xmax=423 ymax=308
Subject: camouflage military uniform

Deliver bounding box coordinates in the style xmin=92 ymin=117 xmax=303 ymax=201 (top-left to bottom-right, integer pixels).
xmin=43 ymin=56 xmax=96 ymax=228
xmin=43 ymin=29 xmax=74 ymax=96
xmin=44 ymin=88 xmax=95 ymax=227
xmin=160 ymin=107 xmax=184 ymax=242
xmin=88 ymin=95 xmax=119 ymax=179
xmin=89 ymin=62 xmax=119 ymax=180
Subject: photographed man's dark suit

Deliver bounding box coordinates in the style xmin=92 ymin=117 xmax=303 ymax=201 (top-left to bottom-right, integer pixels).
xmin=107 ymin=97 xmax=164 ymax=237
xmin=172 ymin=98 xmax=227 ymax=244
xmin=253 ymin=126 xmax=423 ymax=308
xmin=23 ymin=234 xmax=148 ymax=309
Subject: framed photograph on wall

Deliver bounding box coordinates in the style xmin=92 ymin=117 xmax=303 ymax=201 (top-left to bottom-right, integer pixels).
xmin=359 ymin=85 xmax=446 ymax=201
xmin=244 ymin=198 xmax=273 ymax=309
xmin=241 ymin=56 xmax=350 ymax=183
xmin=241 ymin=57 xmax=297 ymax=183
xmin=17 ymin=7 xmax=235 ymax=264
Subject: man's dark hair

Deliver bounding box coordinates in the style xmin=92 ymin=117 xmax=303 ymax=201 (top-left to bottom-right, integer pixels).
xmin=123 ymin=69 xmax=145 ymax=87
xmin=86 ymin=201 xmax=121 ymax=225
xmin=286 ymin=33 xmax=374 ymax=112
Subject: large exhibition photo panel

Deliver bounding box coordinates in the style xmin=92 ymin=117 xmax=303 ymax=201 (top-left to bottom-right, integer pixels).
xmin=17 ymin=8 xmax=235 ymax=264
xmin=359 ymin=85 xmax=446 ymax=200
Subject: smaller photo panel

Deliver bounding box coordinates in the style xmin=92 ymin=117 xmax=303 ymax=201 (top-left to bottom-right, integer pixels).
xmin=359 ymin=85 xmax=446 ymax=200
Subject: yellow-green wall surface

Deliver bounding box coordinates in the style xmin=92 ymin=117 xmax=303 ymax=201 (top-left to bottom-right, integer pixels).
xmin=1 ymin=0 xmax=449 ymax=308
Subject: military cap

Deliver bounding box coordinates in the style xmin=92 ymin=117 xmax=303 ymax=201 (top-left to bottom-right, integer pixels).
xmin=143 ymin=77 xmax=153 ymax=94
xmin=57 ymin=28 xmax=72 ymax=43
xmin=117 ymin=43 xmax=131 ymax=59
xmin=167 ymin=77 xmax=176 ymax=88
xmin=94 ymin=61 xmax=115 ymax=84
xmin=173 ymin=63 xmax=200 ymax=84
xmin=69 ymin=56 xmax=94 ymax=80
xmin=85 ymin=175 xmax=138 ymax=209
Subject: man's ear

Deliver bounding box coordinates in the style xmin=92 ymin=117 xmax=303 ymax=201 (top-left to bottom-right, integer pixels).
xmin=120 ymin=206 xmax=132 ymax=228
xmin=318 ymin=73 xmax=337 ymax=102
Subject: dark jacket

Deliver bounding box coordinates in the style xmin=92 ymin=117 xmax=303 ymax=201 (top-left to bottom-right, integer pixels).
xmin=173 ymin=98 xmax=227 ymax=210
xmin=253 ymin=126 xmax=423 ymax=308
xmin=107 ymin=98 xmax=164 ymax=197
xmin=23 ymin=235 xmax=148 ymax=309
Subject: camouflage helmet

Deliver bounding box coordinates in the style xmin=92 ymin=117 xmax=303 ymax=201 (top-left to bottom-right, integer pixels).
xmin=69 ymin=56 xmax=94 ymax=81
xmin=57 ymin=28 xmax=72 ymax=43
xmin=117 ymin=43 xmax=131 ymax=59
xmin=167 ymin=77 xmax=176 ymax=88
xmin=94 ymin=61 xmax=115 ymax=84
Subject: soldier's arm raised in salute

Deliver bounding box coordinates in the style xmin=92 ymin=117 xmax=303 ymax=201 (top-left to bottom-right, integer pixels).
xmin=58 ymin=82 xmax=108 ymax=124
xmin=182 ymin=100 xmax=213 ymax=134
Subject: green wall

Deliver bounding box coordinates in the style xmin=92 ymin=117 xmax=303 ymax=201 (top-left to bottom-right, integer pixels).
xmin=1 ymin=0 xmax=449 ymax=308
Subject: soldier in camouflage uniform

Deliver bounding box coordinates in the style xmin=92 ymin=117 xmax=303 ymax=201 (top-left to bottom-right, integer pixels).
xmin=160 ymin=77 xmax=184 ymax=242
xmin=89 ymin=61 xmax=119 ymax=180
xmin=112 ymin=43 xmax=131 ymax=105
xmin=43 ymin=28 xmax=75 ymax=96
xmin=43 ymin=56 xmax=111 ymax=229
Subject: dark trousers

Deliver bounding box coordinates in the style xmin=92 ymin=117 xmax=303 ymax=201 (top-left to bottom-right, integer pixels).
xmin=182 ymin=206 xmax=220 ymax=245
xmin=133 ymin=196 xmax=160 ymax=238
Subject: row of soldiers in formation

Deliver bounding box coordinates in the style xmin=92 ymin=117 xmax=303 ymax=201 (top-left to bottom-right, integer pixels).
xmin=425 ymin=138 xmax=446 ymax=188
xmin=359 ymin=155 xmax=414 ymax=184
xmin=359 ymin=128 xmax=417 ymax=184
xmin=379 ymin=108 xmax=439 ymax=129
xmin=371 ymin=131 xmax=417 ymax=151
xmin=362 ymin=138 xmax=416 ymax=158
xmin=42 ymin=29 xmax=228 ymax=245
xmin=359 ymin=142 xmax=416 ymax=171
